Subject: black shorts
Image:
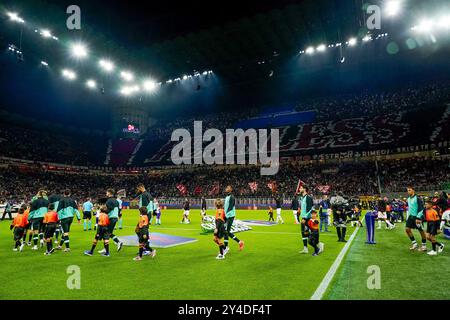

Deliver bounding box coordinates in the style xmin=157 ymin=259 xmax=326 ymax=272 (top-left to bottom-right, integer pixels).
xmin=30 ymin=218 xmax=43 ymax=231
xmin=44 ymin=223 xmax=57 ymax=239
xmin=426 ymin=221 xmax=439 ymax=236
xmin=83 ymin=211 xmax=92 ymax=219
xmin=308 ymin=231 xmax=319 ymax=246
xmin=14 ymin=227 xmax=25 ymax=241
xmin=60 ymin=217 xmax=73 ymax=233
xmin=118 ymin=210 xmax=122 ymax=218
xmin=406 ymin=216 xmax=423 ymax=231
xmin=215 ymin=220 xmax=226 ymax=238
xmin=95 ymin=226 xmax=110 ymax=241
xmin=137 ymin=230 xmax=148 ymax=244
xmin=108 ymin=218 xmax=118 ymax=233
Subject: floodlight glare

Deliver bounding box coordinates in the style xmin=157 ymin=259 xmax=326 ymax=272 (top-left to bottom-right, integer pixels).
xmin=305 ymin=46 xmax=315 ymax=54
xmin=348 ymin=38 xmax=358 ymax=46
xmin=203 ymin=71 xmax=208 ymax=75
xmin=385 ymin=1 xmax=401 ymax=17
xmin=437 ymin=16 xmax=450 ymax=29
xmin=41 ymin=29 xmax=52 ymax=38
xmin=99 ymin=59 xmax=115 ymax=72
xmin=182 ymin=75 xmax=188 ymax=80
xmin=40 ymin=61 xmax=48 ymax=66
xmin=143 ymin=79 xmax=157 ymax=92
xmin=415 ymin=20 xmax=433 ymax=33
xmin=7 ymin=12 xmax=25 ymax=23
xmin=362 ymin=35 xmax=372 ymax=42
xmin=62 ymin=69 xmax=76 ymax=80
xmin=316 ymin=44 xmax=326 ymax=52
xmin=71 ymin=43 xmax=88 ymax=59
xmin=120 ymin=71 xmax=134 ymax=82
xmin=86 ymin=79 xmax=97 ymax=89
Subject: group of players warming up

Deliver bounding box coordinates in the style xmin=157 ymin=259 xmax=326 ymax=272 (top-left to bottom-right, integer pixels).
xmin=7 ymin=182 xmax=449 ymax=260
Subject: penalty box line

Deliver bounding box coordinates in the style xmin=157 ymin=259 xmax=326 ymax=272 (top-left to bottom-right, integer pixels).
xmin=310 ymin=226 xmax=360 ymax=301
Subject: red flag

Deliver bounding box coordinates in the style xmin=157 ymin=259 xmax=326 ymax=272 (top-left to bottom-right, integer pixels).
xmin=317 ymin=185 xmax=331 ymax=193
xmin=248 ymin=182 xmax=258 ymax=193
xmin=176 ymin=183 xmax=188 ymax=196
xmin=209 ymin=182 xmax=220 ymax=196
xmin=193 ymin=185 xmax=202 ymax=195
xmin=296 ymin=180 xmax=306 ymax=193
xmin=267 ymin=181 xmax=277 ymax=193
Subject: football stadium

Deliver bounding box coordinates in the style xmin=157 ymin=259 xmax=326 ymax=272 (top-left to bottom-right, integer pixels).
xmin=0 ymin=0 xmax=450 ymax=308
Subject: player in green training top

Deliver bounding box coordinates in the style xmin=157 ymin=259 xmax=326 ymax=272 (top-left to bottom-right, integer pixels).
xmin=223 ymin=185 xmax=245 ymax=255
xmin=298 ymin=185 xmax=314 ymax=254
xmin=405 ymin=186 xmax=427 ymax=252
xmin=98 ymin=189 xmax=124 ymax=254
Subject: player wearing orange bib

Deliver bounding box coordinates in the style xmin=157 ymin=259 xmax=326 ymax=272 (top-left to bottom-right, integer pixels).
xmin=43 ymin=203 xmax=59 ymax=255
xmin=424 ymin=200 xmax=445 ymax=256
xmin=84 ymin=206 xmax=111 ymax=257
xmin=10 ymin=206 xmax=28 ymax=252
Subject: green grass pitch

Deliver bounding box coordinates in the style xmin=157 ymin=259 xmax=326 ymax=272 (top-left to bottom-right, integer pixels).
xmin=0 ymin=209 xmax=448 ymax=300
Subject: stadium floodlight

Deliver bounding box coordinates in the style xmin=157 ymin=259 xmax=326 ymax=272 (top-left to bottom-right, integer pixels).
xmin=61 ymin=69 xmax=76 ymax=80
xmin=70 ymin=43 xmax=88 ymax=59
xmin=86 ymin=79 xmax=97 ymax=89
xmin=52 ymin=36 xmax=59 ymax=40
xmin=348 ymin=38 xmax=357 ymax=46
xmin=316 ymin=44 xmax=326 ymax=52
xmin=415 ymin=20 xmax=433 ymax=33
xmin=40 ymin=29 xmax=52 ymax=38
xmin=437 ymin=16 xmax=450 ymax=29
xmin=142 ymin=79 xmax=157 ymax=92
xmin=7 ymin=12 xmax=25 ymax=23
xmin=99 ymin=59 xmax=115 ymax=72
xmin=182 ymin=75 xmax=188 ymax=80
xmin=362 ymin=34 xmax=372 ymax=42
xmin=385 ymin=0 xmax=402 ymax=17
xmin=40 ymin=61 xmax=48 ymax=66
xmin=305 ymin=46 xmax=315 ymax=55
xmin=202 ymin=71 xmax=208 ymax=75
xmin=120 ymin=84 xmax=140 ymax=96
xmin=166 ymin=79 xmax=173 ymax=83
xmin=120 ymin=71 xmax=134 ymax=82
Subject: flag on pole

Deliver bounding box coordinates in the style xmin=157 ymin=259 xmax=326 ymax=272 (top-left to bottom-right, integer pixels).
xmin=296 ymin=180 xmax=306 ymax=193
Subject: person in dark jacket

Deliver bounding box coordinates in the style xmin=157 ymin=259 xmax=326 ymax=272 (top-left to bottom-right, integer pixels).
xmin=291 ymin=193 xmax=300 ymax=224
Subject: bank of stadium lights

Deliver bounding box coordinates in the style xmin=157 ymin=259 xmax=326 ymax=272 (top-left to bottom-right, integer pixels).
xmin=86 ymin=79 xmax=97 ymax=89
xmin=347 ymin=38 xmax=358 ymax=46
xmin=7 ymin=12 xmax=25 ymax=23
xmin=316 ymin=44 xmax=326 ymax=52
xmin=34 ymin=29 xmax=59 ymax=40
xmin=142 ymin=79 xmax=158 ymax=92
xmin=120 ymin=84 xmax=140 ymax=96
xmin=61 ymin=69 xmax=76 ymax=80
xmin=120 ymin=71 xmax=134 ymax=82
xmin=385 ymin=0 xmax=402 ymax=17
xmin=305 ymin=46 xmax=315 ymax=55
xmin=99 ymin=59 xmax=115 ymax=72
xmin=412 ymin=17 xmax=450 ymax=33
xmin=70 ymin=43 xmax=88 ymax=59
xmin=40 ymin=61 xmax=48 ymax=66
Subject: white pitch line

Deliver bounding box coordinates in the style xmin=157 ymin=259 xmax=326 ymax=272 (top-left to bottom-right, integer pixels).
xmin=310 ymin=227 xmax=360 ymax=300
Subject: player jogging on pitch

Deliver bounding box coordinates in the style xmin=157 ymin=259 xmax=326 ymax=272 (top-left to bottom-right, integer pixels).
xmin=405 ymin=186 xmax=427 ymax=252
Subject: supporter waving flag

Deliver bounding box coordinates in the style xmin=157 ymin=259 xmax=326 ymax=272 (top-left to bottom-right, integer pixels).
xmin=176 ymin=183 xmax=188 ymax=196
xmin=248 ymin=182 xmax=258 ymax=193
